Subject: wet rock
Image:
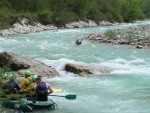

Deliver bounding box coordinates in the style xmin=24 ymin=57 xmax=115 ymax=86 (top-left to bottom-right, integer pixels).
xmin=65 ymin=63 xmax=93 ymax=77
xmin=136 ymin=43 xmax=143 ymax=49
xmin=0 ymin=51 xmax=59 ymax=77
xmin=64 ymin=63 xmax=112 ymax=77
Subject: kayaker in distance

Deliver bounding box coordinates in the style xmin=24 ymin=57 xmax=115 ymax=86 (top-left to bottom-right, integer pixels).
xmin=76 ymin=39 xmax=83 ymax=45
xmin=76 ymin=40 xmax=79 ymax=45
xmin=35 ymin=77 xmax=53 ymax=101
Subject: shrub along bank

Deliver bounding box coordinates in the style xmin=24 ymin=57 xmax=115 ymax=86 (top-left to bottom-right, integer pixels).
xmin=0 ymin=0 xmax=150 ymax=29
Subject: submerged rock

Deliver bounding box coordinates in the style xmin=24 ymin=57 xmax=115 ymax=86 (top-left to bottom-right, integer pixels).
xmin=0 ymin=52 xmax=59 ymax=77
xmin=64 ymin=63 xmax=112 ymax=77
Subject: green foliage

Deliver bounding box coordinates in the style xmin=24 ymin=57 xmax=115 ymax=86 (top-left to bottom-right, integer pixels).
xmin=38 ymin=10 xmax=53 ymax=24
xmin=54 ymin=10 xmax=79 ymax=25
xmin=121 ymin=0 xmax=146 ymax=22
xmin=0 ymin=8 xmax=38 ymax=29
xmin=0 ymin=8 xmax=12 ymax=29
xmin=73 ymin=0 xmax=89 ymax=19
xmin=144 ymin=0 xmax=150 ymax=17
xmin=88 ymin=9 xmax=103 ymax=23
xmin=124 ymin=31 xmax=135 ymax=41
xmin=0 ymin=0 xmax=149 ymax=28
xmin=104 ymin=30 xmax=117 ymax=39
xmin=144 ymin=36 xmax=150 ymax=40
xmin=87 ymin=1 xmax=103 ymax=23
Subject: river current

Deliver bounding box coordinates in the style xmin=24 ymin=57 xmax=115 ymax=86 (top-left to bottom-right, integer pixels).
xmin=0 ymin=21 xmax=150 ymax=113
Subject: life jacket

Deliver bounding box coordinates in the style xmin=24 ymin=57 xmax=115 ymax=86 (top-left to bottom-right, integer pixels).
xmin=20 ymin=77 xmax=31 ymax=89
xmin=2 ymin=79 xmax=8 ymax=85
xmin=23 ymin=82 xmax=36 ymax=93
xmin=1 ymin=79 xmax=9 ymax=89
xmin=36 ymin=82 xmax=48 ymax=95
xmin=5 ymin=81 xmax=18 ymax=94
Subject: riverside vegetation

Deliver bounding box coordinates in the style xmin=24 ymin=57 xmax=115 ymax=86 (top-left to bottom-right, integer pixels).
xmin=0 ymin=0 xmax=150 ymax=30
xmin=86 ymin=25 xmax=150 ymax=49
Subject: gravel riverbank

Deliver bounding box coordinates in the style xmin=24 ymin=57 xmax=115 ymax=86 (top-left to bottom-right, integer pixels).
xmin=86 ymin=25 xmax=150 ymax=49
xmin=0 ymin=18 xmax=117 ymax=36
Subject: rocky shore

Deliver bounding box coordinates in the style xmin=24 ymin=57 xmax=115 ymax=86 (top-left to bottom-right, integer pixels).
xmin=0 ymin=52 xmax=59 ymax=77
xmin=65 ymin=20 xmax=117 ymax=28
xmin=0 ymin=18 xmax=58 ymax=36
xmin=0 ymin=18 xmax=117 ymax=36
xmin=86 ymin=25 xmax=150 ymax=49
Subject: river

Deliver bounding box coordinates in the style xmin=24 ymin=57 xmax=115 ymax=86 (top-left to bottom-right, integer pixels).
xmin=0 ymin=21 xmax=150 ymax=113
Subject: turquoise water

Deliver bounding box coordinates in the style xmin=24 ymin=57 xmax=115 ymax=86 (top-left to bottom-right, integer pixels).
xmin=0 ymin=21 xmax=150 ymax=113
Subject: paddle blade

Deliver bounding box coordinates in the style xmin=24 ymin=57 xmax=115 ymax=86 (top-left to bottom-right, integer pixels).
xmin=53 ymin=88 xmax=62 ymax=92
xmin=65 ymin=95 xmax=77 ymax=100
xmin=49 ymin=94 xmax=77 ymax=100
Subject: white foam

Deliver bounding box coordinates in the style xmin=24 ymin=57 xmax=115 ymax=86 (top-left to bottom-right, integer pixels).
xmin=55 ymin=29 xmax=83 ymax=34
xmin=38 ymin=56 xmax=150 ymax=77
xmin=100 ymin=58 xmax=149 ymax=75
xmin=41 ymin=58 xmax=85 ymax=69
xmin=0 ymin=37 xmax=5 ymax=41
xmin=37 ymin=58 xmax=87 ymax=78
xmin=37 ymin=41 xmax=49 ymax=50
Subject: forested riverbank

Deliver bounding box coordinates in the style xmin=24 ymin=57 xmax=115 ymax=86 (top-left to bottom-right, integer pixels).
xmin=0 ymin=0 xmax=150 ymax=30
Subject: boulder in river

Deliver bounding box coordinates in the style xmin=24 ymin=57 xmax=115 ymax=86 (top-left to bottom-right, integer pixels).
xmin=136 ymin=43 xmax=143 ymax=49
xmin=0 ymin=51 xmax=59 ymax=77
xmin=65 ymin=63 xmax=112 ymax=77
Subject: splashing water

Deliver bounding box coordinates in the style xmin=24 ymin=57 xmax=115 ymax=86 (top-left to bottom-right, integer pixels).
xmin=1 ymin=21 xmax=150 ymax=113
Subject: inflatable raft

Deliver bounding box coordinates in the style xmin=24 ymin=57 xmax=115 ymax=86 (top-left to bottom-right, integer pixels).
xmin=2 ymin=98 xmax=57 ymax=112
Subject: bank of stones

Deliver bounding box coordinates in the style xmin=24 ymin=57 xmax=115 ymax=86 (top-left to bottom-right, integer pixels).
xmin=86 ymin=25 xmax=150 ymax=49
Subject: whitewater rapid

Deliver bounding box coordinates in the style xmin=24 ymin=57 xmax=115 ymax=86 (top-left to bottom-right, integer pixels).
xmin=0 ymin=21 xmax=150 ymax=113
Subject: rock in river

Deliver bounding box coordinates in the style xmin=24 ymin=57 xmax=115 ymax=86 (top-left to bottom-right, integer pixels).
xmin=65 ymin=63 xmax=112 ymax=77
xmin=0 ymin=51 xmax=59 ymax=77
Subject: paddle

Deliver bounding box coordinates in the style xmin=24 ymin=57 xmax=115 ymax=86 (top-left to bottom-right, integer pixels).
xmin=53 ymin=88 xmax=62 ymax=92
xmin=49 ymin=94 xmax=77 ymax=100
